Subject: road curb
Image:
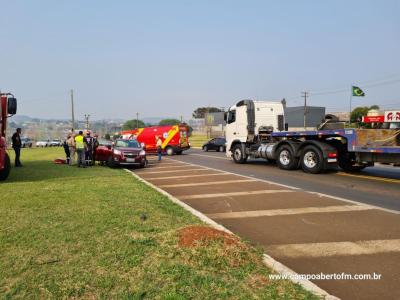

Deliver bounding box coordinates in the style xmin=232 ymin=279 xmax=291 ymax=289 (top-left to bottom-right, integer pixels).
xmin=125 ymin=168 xmax=340 ymax=300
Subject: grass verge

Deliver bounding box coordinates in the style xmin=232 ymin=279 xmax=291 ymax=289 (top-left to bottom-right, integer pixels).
xmin=0 ymin=148 xmax=318 ymax=299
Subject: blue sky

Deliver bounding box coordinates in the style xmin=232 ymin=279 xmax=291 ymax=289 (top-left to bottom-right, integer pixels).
xmin=1 ymin=0 xmax=399 ymax=120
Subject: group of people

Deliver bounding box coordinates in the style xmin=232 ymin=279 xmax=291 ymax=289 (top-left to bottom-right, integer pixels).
xmin=63 ymin=130 xmax=99 ymax=168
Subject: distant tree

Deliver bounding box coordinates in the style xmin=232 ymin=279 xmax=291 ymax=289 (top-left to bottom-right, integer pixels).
xmin=159 ymin=119 xmax=181 ymax=126
xmin=350 ymin=105 xmax=380 ymax=123
xmin=192 ymin=107 xmax=223 ymax=119
xmin=122 ymin=119 xmax=146 ymax=130
xmin=104 ymin=133 xmax=111 ymax=140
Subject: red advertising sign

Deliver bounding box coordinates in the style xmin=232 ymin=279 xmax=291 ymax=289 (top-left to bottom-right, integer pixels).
xmin=384 ymin=111 xmax=400 ymax=122
xmin=362 ymin=116 xmax=384 ymax=123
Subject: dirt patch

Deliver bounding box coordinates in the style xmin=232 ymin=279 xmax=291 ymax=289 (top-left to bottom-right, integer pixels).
xmin=178 ymin=225 xmax=239 ymax=248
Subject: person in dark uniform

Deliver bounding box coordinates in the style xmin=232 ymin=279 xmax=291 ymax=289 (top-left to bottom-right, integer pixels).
xmin=63 ymin=135 xmax=71 ymax=165
xmin=12 ymin=128 xmax=22 ymax=167
xmin=84 ymin=131 xmax=94 ymax=166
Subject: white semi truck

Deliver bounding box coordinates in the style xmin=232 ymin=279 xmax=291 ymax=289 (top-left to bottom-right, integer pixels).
xmin=225 ymin=99 xmax=400 ymax=173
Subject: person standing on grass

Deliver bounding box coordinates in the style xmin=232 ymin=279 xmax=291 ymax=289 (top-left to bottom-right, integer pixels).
xmin=67 ymin=133 xmax=76 ymax=166
xmin=74 ymin=131 xmax=86 ymax=168
xmin=63 ymin=135 xmax=71 ymax=165
xmin=156 ymin=135 xmax=162 ymax=162
xmin=11 ymin=128 xmax=23 ymax=167
xmin=84 ymin=131 xmax=94 ymax=166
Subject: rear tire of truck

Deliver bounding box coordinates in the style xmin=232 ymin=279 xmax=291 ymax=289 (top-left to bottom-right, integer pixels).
xmin=0 ymin=153 xmax=11 ymax=181
xmin=276 ymin=145 xmax=298 ymax=170
xmin=166 ymin=147 xmax=174 ymax=156
xmin=301 ymin=145 xmax=325 ymax=174
xmin=232 ymin=144 xmax=247 ymax=164
xmin=338 ymin=158 xmax=366 ymax=172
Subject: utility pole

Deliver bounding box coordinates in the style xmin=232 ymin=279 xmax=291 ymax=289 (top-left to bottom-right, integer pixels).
xmin=302 ymin=91 xmax=309 ymax=129
xmin=71 ymin=89 xmax=75 ymax=131
xmin=84 ymin=114 xmax=90 ymax=130
xmin=136 ymin=112 xmax=139 ymax=129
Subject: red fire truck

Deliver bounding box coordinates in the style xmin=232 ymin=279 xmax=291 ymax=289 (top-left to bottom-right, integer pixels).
xmin=121 ymin=124 xmax=190 ymax=155
xmin=0 ymin=93 xmax=17 ymax=181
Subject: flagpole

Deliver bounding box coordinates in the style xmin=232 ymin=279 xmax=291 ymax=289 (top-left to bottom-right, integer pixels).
xmin=349 ymin=86 xmax=352 ymax=126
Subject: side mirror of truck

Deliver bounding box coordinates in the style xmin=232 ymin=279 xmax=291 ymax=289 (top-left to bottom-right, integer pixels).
xmin=7 ymin=97 xmax=17 ymax=115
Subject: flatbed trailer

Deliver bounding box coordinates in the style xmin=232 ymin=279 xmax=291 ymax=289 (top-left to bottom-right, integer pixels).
xmin=225 ymin=100 xmax=400 ymax=173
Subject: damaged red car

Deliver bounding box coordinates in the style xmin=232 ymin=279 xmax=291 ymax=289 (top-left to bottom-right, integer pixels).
xmin=95 ymin=139 xmax=148 ymax=168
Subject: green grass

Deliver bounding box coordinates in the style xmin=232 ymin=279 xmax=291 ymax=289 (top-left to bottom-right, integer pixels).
xmin=0 ymin=148 xmax=318 ymax=299
xmin=189 ymin=134 xmax=209 ymax=148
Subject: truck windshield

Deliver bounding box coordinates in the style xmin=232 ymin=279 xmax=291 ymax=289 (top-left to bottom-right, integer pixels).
xmin=115 ymin=140 xmax=140 ymax=148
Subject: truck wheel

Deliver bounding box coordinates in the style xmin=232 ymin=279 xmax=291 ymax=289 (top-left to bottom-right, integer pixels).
xmin=0 ymin=153 xmax=11 ymax=181
xmin=338 ymin=158 xmax=366 ymax=172
xmin=166 ymin=147 xmax=174 ymax=156
xmin=232 ymin=144 xmax=247 ymax=164
xmin=301 ymin=145 xmax=325 ymax=174
xmin=276 ymin=145 xmax=298 ymax=170
xmin=176 ymin=150 xmax=183 ymax=155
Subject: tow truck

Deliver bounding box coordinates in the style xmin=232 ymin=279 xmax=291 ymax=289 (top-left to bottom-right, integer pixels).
xmin=225 ymin=99 xmax=400 ymax=173
xmin=0 ymin=93 xmax=17 ymax=181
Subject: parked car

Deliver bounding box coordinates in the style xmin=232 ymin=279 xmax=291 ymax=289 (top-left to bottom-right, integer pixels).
xmin=21 ymin=137 xmax=33 ymax=148
xmin=49 ymin=139 xmax=62 ymax=147
xmin=95 ymin=139 xmax=147 ymax=168
xmin=36 ymin=140 xmax=50 ymax=147
xmin=202 ymin=137 xmax=226 ymax=152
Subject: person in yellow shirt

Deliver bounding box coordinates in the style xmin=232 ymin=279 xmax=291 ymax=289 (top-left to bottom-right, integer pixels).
xmin=74 ymin=131 xmax=86 ymax=168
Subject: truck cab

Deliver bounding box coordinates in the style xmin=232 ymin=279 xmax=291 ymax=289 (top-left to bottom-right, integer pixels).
xmin=225 ymin=100 xmax=285 ymax=157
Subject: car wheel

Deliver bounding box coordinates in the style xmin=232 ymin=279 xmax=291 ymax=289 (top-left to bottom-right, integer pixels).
xmin=219 ymin=146 xmax=224 ymax=152
xmin=203 ymin=146 xmax=208 ymax=152
xmin=276 ymin=145 xmax=299 ymax=170
xmin=301 ymin=145 xmax=325 ymax=174
xmin=107 ymin=156 xmax=116 ymax=168
xmin=232 ymin=144 xmax=247 ymax=164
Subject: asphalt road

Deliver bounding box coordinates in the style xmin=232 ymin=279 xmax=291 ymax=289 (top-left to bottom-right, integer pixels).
xmin=133 ymin=153 xmax=400 ymax=299
xmin=173 ymin=148 xmax=400 ymax=212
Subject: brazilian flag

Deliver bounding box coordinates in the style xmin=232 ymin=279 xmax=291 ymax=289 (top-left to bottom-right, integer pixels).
xmin=352 ymin=86 xmax=365 ymax=97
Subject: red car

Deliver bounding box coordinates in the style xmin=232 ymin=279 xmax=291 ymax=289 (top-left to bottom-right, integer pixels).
xmin=95 ymin=139 xmax=147 ymax=168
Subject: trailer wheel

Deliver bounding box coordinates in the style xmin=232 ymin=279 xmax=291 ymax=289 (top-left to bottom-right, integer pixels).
xmin=338 ymin=158 xmax=366 ymax=172
xmin=0 ymin=153 xmax=11 ymax=181
xmin=276 ymin=145 xmax=298 ymax=170
xmin=301 ymin=145 xmax=325 ymax=174
xmin=166 ymin=147 xmax=174 ymax=156
xmin=232 ymin=144 xmax=247 ymax=164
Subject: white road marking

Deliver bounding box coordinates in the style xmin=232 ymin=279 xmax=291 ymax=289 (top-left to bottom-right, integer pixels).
xmin=135 ymin=168 xmax=206 ymax=175
xmin=148 ymin=165 xmax=196 ymax=170
xmin=180 ymin=189 xmax=293 ymax=200
xmin=206 ymin=205 xmax=373 ymax=219
xmin=189 ymin=153 xmax=229 ymax=160
xmin=265 ymin=239 xmax=400 ymax=258
xmin=145 ymin=173 xmax=228 ymax=180
xmin=168 ymin=158 xmax=400 ymax=215
xmin=158 ymin=179 xmax=257 ymax=188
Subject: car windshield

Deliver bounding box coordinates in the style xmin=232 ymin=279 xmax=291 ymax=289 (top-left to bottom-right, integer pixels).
xmin=115 ymin=139 xmax=140 ymax=148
